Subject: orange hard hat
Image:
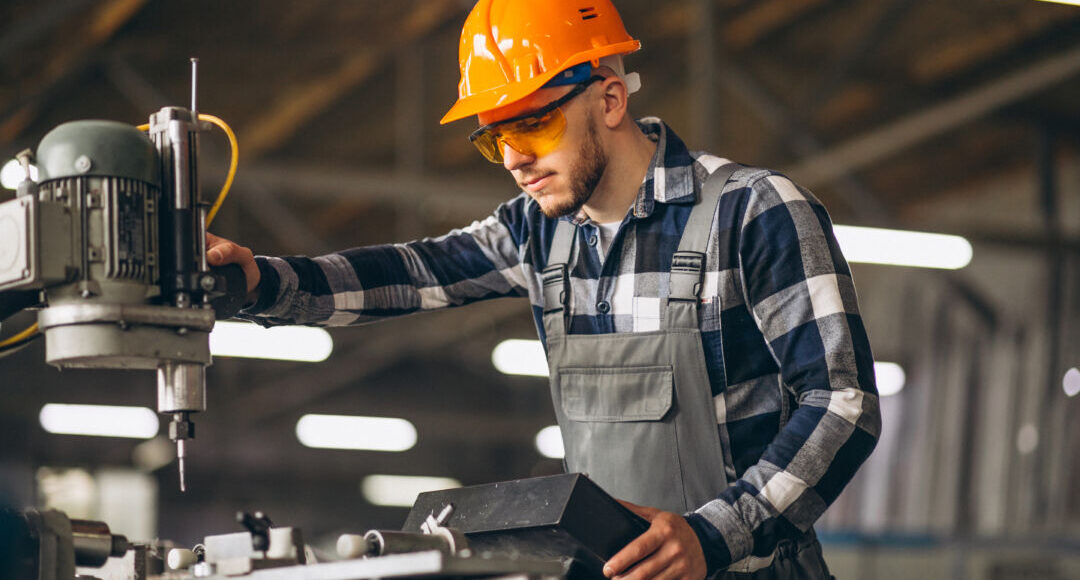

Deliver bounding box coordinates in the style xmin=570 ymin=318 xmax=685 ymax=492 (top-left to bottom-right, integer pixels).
xmin=440 ymin=0 xmax=641 ymax=125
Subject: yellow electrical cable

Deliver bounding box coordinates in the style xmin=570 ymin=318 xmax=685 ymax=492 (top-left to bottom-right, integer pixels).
xmin=135 ymin=114 xmax=238 ymax=225
xmin=197 ymin=114 xmax=238 ymax=226
xmin=0 ymin=322 xmax=39 ymax=349
xmin=0 ymin=114 xmax=239 ymax=347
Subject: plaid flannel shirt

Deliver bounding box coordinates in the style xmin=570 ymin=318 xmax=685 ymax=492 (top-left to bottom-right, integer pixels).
xmin=244 ymin=118 xmax=881 ymax=572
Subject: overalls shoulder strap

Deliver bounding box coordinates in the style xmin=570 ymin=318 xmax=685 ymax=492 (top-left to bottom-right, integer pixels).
xmin=542 ymin=219 xmax=577 ymax=339
xmin=668 ymin=163 xmax=741 ymax=303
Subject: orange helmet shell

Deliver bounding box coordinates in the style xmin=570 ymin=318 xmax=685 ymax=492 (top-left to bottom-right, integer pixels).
xmin=440 ymin=0 xmax=641 ymax=125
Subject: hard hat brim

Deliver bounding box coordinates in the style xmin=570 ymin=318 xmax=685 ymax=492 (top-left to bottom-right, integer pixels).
xmin=439 ymin=40 xmax=641 ymax=125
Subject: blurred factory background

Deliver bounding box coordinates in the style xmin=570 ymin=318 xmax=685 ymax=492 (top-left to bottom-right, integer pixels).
xmin=1 ymin=0 xmax=1080 ymax=578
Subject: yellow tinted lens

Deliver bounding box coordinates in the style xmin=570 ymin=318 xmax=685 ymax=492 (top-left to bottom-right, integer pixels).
xmin=501 ymin=109 xmax=567 ymax=158
xmin=471 ymin=130 xmax=504 ymax=163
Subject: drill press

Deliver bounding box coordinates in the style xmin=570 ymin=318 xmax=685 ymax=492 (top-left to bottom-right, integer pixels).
xmin=0 ymin=60 xmax=245 ymax=490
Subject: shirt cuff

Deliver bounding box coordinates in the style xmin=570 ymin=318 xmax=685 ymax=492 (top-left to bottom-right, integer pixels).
xmin=241 ymin=256 xmax=282 ymax=315
xmin=684 ymin=513 xmax=733 ymax=575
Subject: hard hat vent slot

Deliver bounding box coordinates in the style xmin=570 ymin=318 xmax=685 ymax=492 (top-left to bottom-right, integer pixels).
xmin=579 ymin=7 xmax=598 ymax=20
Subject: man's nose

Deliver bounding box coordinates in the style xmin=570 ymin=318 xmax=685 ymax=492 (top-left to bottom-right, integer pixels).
xmin=502 ymin=142 xmax=536 ymax=171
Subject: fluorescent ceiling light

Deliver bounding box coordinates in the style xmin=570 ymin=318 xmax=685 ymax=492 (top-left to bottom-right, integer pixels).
xmin=210 ymin=321 xmax=333 ymax=362
xmin=535 ymin=425 xmax=565 ymax=459
xmin=492 ymin=339 xmax=548 ymax=377
xmin=1 ymin=158 xmax=37 ymax=190
xmin=874 ymin=361 xmax=906 ymax=397
xmin=39 ymin=404 xmax=159 ymax=439
xmin=1063 ymin=368 xmax=1080 ymax=397
xmin=1034 ymin=0 xmax=1080 ymax=6
xmin=834 ymin=225 xmax=972 ymax=269
xmin=360 ymin=475 xmax=461 ymax=507
xmin=295 ymin=414 xmax=417 ymax=451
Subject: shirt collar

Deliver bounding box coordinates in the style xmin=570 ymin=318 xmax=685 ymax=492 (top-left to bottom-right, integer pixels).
xmin=565 ymin=117 xmax=698 ymax=225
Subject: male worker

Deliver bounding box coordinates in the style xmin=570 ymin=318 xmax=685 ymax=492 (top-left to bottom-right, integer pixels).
xmin=208 ymin=1 xmax=880 ymax=578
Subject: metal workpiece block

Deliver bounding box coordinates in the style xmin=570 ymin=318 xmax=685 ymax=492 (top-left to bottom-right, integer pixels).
xmin=202 ymin=527 xmax=307 ymax=576
xmin=404 ymin=474 xmax=648 ymax=580
xmin=0 ymin=195 xmax=72 ymax=290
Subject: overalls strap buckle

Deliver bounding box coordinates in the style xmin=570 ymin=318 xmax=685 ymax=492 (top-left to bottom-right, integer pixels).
xmin=542 ymin=264 xmax=569 ymax=314
xmin=668 ymin=251 xmax=705 ymax=301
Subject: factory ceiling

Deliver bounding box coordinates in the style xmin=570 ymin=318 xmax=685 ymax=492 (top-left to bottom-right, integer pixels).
xmin=2 ymin=0 xmax=1080 ymax=544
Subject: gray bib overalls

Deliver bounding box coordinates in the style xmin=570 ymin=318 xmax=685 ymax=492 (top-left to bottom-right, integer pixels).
xmin=541 ymin=165 xmax=833 ymax=579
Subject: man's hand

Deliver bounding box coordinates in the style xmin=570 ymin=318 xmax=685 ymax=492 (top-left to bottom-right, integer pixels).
xmin=206 ymin=233 xmax=260 ymax=302
xmin=603 ymin=500 xmax=707 ymax=580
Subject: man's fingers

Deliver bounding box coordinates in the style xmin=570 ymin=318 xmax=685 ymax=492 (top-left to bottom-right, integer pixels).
xmin=613 ymin=541 xmax=694 ymax=580
xmin=618 ymin=499 xmax=660 ymax=520
xmin=205 ymin=233 xmax=232 ymax=265
xmin=604 ymin=529 xmax=663 ymax=577
xmin=205 ymin=233 xmax=260 ymax=295
xmin=205 ymin=234 xmax=250 ymax=266
xmin=207 ymin=247 xmax=225 ymax=265
xmin=612 ymin=540 xmax=689 ymax=580
xmin=613 ymin=553 xmax=667 ymax=580
xmin=648 ymin=560 xmax=686 ymax=580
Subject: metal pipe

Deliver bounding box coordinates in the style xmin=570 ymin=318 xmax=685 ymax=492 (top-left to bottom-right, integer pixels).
xmin=71 ymin=519 xmax=129 ymax=568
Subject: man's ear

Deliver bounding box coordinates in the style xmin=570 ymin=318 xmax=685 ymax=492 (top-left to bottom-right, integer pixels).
xmin=598 ymin=75 xmax=629 ymax=129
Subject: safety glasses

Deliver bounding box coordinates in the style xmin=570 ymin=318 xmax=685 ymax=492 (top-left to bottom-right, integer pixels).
xmin=470 ymin=75 xmax=603 ymax=164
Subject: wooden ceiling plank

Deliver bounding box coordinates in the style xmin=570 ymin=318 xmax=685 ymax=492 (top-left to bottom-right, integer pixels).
xmin=239 ymin=0 xmax=460 ymax=160
xmin=787 ymin=42 xmax=1080 ymax=190
xmin=0 ymin=0 xmax=147 ymax=144
xmin=0 ymin=0 xmax=95 ymax=60
xmin=910 ymin=5 xmax=1079 ymax=84
xmin=714 ymin=51 xmax=894 ymax=222
xmin=807 ymin=0 xmax=916 ymax=110
xmin=722 ymin=0 xmax=830 ymax=51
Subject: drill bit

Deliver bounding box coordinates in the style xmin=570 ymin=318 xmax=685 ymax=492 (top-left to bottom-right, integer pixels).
xmin=170 ymin=412 xmax=193 ymax=492
xmin=177 ymin=437 xmax=187 ymax=492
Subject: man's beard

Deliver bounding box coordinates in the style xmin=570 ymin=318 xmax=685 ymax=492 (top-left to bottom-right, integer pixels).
xmin=539 ymin=113 xmax=607 ymax=219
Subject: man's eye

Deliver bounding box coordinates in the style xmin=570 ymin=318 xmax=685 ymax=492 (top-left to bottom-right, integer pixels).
xmin=517 ymin=114 xmax=550 ymax=131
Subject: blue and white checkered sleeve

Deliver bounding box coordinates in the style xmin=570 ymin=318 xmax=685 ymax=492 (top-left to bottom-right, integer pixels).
xmin=686 ymin=174 xmax=881 ymax=571
xmin=240 ymin=202 xmax=530 ymax=327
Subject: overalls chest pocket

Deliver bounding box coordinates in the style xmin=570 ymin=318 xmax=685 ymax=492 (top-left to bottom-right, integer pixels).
xmin=556 ymin=364 xmax=689 ymax=513
xmin=561 ymin=365 xmax=673 ymax=421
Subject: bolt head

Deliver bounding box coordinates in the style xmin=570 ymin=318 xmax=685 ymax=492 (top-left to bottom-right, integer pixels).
xmin=169 ymin=420 xmax=194 ymax=440
xmin=74 ymin=155 xmax=92 ymax=173
xmin=199 ymin=275 xmax=216 ymax=292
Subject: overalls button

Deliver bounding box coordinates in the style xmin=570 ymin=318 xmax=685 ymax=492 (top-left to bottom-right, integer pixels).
xmin=587 ymin=234 xmax=598 ymax=247
xmin=596 ymin=301 xmax=610 ymax=313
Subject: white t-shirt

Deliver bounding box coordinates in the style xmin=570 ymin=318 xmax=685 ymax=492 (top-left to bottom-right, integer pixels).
xmin=597 ymin=221 xmax=621 ymax=259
